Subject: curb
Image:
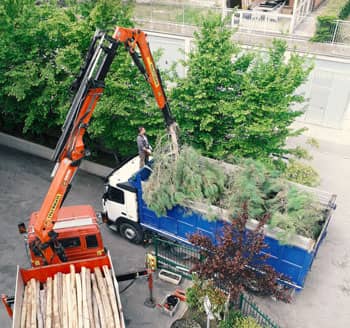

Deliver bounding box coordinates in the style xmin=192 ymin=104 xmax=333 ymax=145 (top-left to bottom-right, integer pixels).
xmin=0 ymin=132 xmax=113 ymax=178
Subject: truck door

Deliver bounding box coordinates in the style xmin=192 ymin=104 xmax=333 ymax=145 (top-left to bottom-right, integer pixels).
xmin=103 ymin=185 xmax=138 ymax=223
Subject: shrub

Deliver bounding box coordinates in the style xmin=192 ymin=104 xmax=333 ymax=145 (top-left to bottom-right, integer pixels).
xmin=284 ymin=160 xmax=320 ymax=187
xmin=312 ymin=0 xmax=350 ymax=42
xmin=219 ymin=310 xmax=243 ymax=328
xmin=311 ymin=16 xmax=338 ymax=43
xmin=235 ymin=316 xmax=262 ymax=328
xmin=339 ymin=0 xmax=350 ymax=20
xmin=189 ymin=210 xmax=292 ymax=302
xmin=219 ymin=310 xmax=261 ymax=328
xmin=186 ymin=277 xmax=228 ymax=320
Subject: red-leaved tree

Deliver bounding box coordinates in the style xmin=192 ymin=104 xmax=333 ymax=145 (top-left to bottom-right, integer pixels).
xmin=189 ymin=207 xmax=291 ymax=302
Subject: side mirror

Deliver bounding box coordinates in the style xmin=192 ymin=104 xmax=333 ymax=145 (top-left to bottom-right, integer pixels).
xmin=18 ymin=223 xmax=27 ymax=234
xmin=97 ymin=212 xmax=108 ymax=224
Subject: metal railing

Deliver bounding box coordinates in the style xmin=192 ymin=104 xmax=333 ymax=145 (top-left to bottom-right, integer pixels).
xmin=313 ymin=19 xmax=350 ymax=45
xmin=334 ymin=20 xmax=350 ymax=44
xmin=133 ymin=1 xmax=350 ymax=47
xmin=239 ymin=294 xmax=279 ymax=328
xmin=231 ymin=10 xmax=293 ymax=35
xmin=153 ymin=237 xmax=201 ymax=279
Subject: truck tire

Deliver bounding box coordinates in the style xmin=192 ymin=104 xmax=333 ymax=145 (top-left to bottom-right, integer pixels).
xmin=243 ymin=279 xmax=272 ymax=296
xmin=119 ymin=222 xmax=143 ymax=244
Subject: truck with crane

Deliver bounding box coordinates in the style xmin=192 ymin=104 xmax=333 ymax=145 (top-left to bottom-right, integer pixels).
xmin=103 ymin=159 xmax=337 ymax=293
xmin=2 ymin=26 xmax=178 ymax=327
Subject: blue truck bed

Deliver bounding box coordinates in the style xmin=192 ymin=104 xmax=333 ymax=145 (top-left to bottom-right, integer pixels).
xmin=130 ymin=166 xmax=336 ymax=290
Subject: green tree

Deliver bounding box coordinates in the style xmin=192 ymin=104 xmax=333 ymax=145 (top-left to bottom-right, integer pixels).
xmin=89 ymin=59 xmax=165 ymax=158
xmin=171 ymin=13 xmax=313 ymax=167
xmin=0 ymin=0 xmax=80 ymax=137
xmin=171 ymin=13 xmax=241 ymax=158
xmin=0 ymin=0 xmax=164 ymax=159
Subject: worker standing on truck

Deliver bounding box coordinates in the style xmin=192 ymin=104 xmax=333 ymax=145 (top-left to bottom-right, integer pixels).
xmin=137 ymin=126 xmax=152 ymax=168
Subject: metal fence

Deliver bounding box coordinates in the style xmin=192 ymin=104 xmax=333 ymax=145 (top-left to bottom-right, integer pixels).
xmin=153 ymin=237 xmax=201 ymax=279
xmin=239 ymin=294 xmax=279 ymax=328
xmin=324 ymin=20 xmax=350 ymax=45
xmin=231 ymin=10 xmax=293 ymax=34
xmin=153 ymin=237 xmax=279 ymax=327
xmin=133 ymin=1 xmax=350 ymax=46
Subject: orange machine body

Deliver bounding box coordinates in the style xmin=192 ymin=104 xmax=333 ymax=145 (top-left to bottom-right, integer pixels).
xmin=28 ymin=205 xmax=105 ymax=267
xmin=28 ymin=86 xmax=104 ymax=265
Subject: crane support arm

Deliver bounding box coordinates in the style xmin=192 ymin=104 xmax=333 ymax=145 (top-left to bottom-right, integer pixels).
xmin=30 ymin=27 xmax=178 ymax=265
xmin=30 ymin=33 xmax=119 ymax=264
xmin=112 ymin=27 xmax=179 ymax=154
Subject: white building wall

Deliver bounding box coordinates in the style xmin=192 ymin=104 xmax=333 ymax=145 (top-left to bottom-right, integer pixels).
xmin=146 ymin=31 xmax=350 ymax=144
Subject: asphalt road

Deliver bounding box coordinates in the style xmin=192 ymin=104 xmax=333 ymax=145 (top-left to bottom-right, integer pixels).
xmin=0 ymin=145 xmax=186 ymax=328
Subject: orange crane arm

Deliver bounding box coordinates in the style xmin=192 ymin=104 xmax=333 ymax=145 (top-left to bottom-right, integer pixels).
xmin=30 ymin=28 xmax=178 ymax=265
xmin=30 ymin=32 xmax=118 ymax=264
xmin=112 ymin=27 xmax=179 ymax=154
xmin=33 ymin=88 xmax=104 ymax=239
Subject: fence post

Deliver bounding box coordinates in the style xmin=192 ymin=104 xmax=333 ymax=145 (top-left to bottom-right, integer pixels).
xmin=331 ymin=20 xmax=340 ymax=44
xmin=182 ymin=3 xmax=185 ymax=25
xmin=153 ymin=236 xmax=158 ymax=260
xmin=221 ymin=0 xmax=227 ymax=20
xmin=289 ymin=0 xmax=298 ymax=34
xmin=239 ymin=294 xmax=244 ymax=310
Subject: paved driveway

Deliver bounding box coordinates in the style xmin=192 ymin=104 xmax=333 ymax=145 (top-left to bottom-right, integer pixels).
xmin=0 ymin=145 xmax=186 ymax=328
xmin=254 ymin=138 xmax=350 ymax=327
xmin=1 ymin=137 xmax=350 ymax=327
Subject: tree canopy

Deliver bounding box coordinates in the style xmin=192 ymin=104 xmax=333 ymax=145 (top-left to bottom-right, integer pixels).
xmin=1 ymin=5 xmax=314 ymax=168
xmin=189 ymin=207 xmax=291 ymax=302
xmin=0 ymin=0 xmax=164 ymax=159
xmin=171 ymin=13 xmax=313 ymax=167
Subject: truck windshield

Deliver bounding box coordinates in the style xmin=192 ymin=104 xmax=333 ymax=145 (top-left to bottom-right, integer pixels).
xmin=59 ymin=237 xmax=81 ymax=249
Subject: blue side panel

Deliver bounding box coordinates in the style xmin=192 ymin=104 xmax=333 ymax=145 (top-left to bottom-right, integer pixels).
xmin=131 ymin=170 xmax=318 ymax=289
xmin=141 ymin=207 xmax=161 ymax=228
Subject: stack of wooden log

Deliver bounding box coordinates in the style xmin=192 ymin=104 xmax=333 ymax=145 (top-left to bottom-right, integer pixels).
xmin=20 ymin=265 xmax=122 ymax=328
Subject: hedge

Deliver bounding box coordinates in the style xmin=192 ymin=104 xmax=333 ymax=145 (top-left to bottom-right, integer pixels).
xmin=311 ymin=0 xmax=350 ymax=43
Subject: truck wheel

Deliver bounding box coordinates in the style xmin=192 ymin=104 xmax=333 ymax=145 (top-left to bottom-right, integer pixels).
xmin=243 ymin=279 xmax=272 ymax=296
xmin=119 ymin=222 xmax=143 ymax=244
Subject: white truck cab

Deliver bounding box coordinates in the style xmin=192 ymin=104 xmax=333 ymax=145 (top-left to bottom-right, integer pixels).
xmin=103 ymin=156 xmax=146 ymax=243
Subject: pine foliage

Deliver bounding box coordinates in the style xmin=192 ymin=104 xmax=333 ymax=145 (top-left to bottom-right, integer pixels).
xmin=143 ymin=140 xmax=225 ymax=216
xmin=144 ymin=142 xmax=323 ymax=243
xmin=269 ymin=186 xmax=323 ymax=244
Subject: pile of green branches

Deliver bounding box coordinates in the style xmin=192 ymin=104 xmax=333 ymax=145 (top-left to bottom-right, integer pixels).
xmin=143 ymin=141 xmax=225 ymax=216
xmin=223 ymin=159 xmax=323 ymax=243
xmin=143 ymin=141 xmax=323 ymax=244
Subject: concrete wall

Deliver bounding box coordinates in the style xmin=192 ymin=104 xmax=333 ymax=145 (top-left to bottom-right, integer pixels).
xmin=0 ymin=132 xmax=113 ymax=177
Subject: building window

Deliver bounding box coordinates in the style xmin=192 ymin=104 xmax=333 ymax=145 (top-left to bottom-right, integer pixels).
xmin=108 ymin=186 xmax=125 ymax=204
xmin=86 ymin=235 xmax=98 ymax=248
xmin=59 ymin=237 xmax=81 ymax=249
